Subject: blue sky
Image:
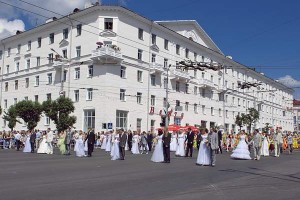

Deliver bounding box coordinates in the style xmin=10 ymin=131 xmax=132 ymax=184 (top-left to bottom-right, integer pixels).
xmin=1 ymin=0 xmax=299 ymax=98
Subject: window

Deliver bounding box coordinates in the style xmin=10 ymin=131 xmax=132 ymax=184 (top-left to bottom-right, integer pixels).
xmin=75 ymin=67 xmax=80 ymax=79
xmin=7 ymin=47 xmax=11 ymax=57
xmin=202 ymin=105 xmax=206 ymax=114
xmin=86 ymin=88 xmax=93 ymax=101
xmin=63 ymin=70 xmax=67 ymax=82
xmin=185 ymin=48 xmax=189 ymax=58
xmin=150 ymin=74 xmax=156 ymax=86
xmin=49 ymin=33 xmax=54 ymax=44
xmin=25 ymin=78 xmax=29 ymax=88
xmin=45 ymin=115 xmax=50 ymax=125
xmin=201 ymin=72 xmax=205 ymax=79
xmin=185 ymin=84 xmax=189 ymax=93
xmin=84 ymin=109 xmax=95 ymax=131
xmin=47 ymin=73 xmax=52 ymax=84
xmin=194 ymin=53 xmax=197 ymax=61
xmin=6 ymin=65 xmax=9 ymax=74
xmin=48 ymin=53 xmax=54 ymax=64
xmin=185 ymin=102 xmax=189 ymax=111
xmin=138 ymin=28 xmax=143 ymax=40
xmin=164 ymin=58 xmax=168 ymax=68
xmin=150 ymin=120 xmax=155 ymax=132
xmin=36 ymin=57 xmax=40 ymax=67
xmin=26 ymin=59 xmax=30 ymax=69
xmin=137 ymin=118 xmax=142 ymax=132
xmin=194 ymin=104 xmax=198 ymax=113
xmin=120 ymin=89 xmax=126 ymax=101
xmin=62 ymin=49 xmax=67 ymax=58
xmin=137 ymin=70 xmax=143 ymax=82
xmin=232 ymin=97 xmax=235 ymax=105
xmin=201 ymin=88 xmax=205 ymax=97
xmin=120 ymin=66 xmax=126 ymax=78
xmin=14 ymin=98 xmax=17 ymax=105
xmin=15 ymin=62 xmax=19 ymax=72
xmin=226 ymin=110 xmax=228 ymax=118
xmin=138 ymin=49 xmax=143 ymax=60
xmin=150 ymin=95 xmax=155 ymax=106
xmin=63 ymin=28 xmax=68 ymax=39
xmin=194 ymin=86 xmax=197 ymax=95
xmin=15 ymin=80 xmax=18 ymax=90
xmin=34 ymin=95 xmax=39 ymax=102
xmin=151 ymin=54 xmax=156 ymax=63
xmin=4 ymin=99 xmax=7 ymax=108
xmin=38 ymin=37 xmax=42 ymax=48
xmin=76 ymin=24 xmax=82 ymax=36
xmin=176 ymin=100 xmax=180 ymax=107
xmin=164 ymin=39 xmax=169 ymax=50
xmin=116 ymin=110 xmax=128 ymax=129
xmin=0 ymin=50 xmax=2 ymax=59
xmin=151 ymin=34 xmax=156 ymax=45
xmin=225 ymin=95 xmax=228 ymax=102
xmin=174 ymin=117 xmax=181 ymax=126
xmin=176 ymin=44 xmax=180 ymax=55
xmin=17 ymin=44 xmax=21 ymax=54
xmin=163 ymin=98 xmax=167 ymax=108
xmin=27 ymin=41 xmax=31 ymax=51
xmin=137 ymin=92 xmax=142 ymax=104
xmin=76 ymin=46 xmax=81 ymax=58
xmin=88 ymin=65 xmax=93 ymax=77
xmin=176 ymin=81 xmax=180 ymax=92
xmin=194 ymin=69 xmax=197 ymax=78
xmin=46 ymin=93 xmax=51 ymax=100
xmin=74 ymin=90 xmax=79 ymax=102
xmin=163 ymin=78 xmax=168 ymax=89
xmin=238 ymin=98 xmax=240 ymax=106
xmin=104 ymin=18 xmax=113 ymax=30
xmin=219 ymin=108 xmax=222 ymax=117
xmin=35 ymin=76 xmax=39 ymax=86
xmin=210 ymin=75 xmax=213 ymax=83
xmin=211 ymin=107 xmax=214 ymax=116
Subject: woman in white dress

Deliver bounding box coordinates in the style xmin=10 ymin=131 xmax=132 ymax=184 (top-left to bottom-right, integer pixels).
xmin=101 ymin=133 xmax=107 ymax=150
xmin=111 ymin=134 xmax=120 ymax=160
xmin=105 ymin=133 xmax=112 ymax=152
xmin=196 ymin=130 xmax=211 ymax=166
xmin=131 ymin=133 xmax=140 ymax=154
xmin=37 ymin=134 xmax=50 ymax=154
xmin=84 ymin=133 xmax=88 ymax=153
xmin=261 ymin=133 xmax=269 ymax=156
xmin=170 ymin=132 xmax=177 ymax=152
xmin=175 ymin=131 xmax=186 ymax=157
xmin=230 ymin=132 xmax=251 ymax=160
xmin=151 ymin=131 xmax=164 ymax=163
xmin=23 ymin=134 xmax=31 ymax=153
xmin=75 ymin=133 xmax=86 ymax=157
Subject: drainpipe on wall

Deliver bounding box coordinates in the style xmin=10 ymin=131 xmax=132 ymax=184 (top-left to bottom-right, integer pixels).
xmin=0 ymin=40 xmax=5 ymax=114
xmin=67 ymin=15 xmax=74 ymax=98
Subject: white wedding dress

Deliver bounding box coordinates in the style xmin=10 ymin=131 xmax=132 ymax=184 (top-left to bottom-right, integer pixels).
xmin=131 ymin=135 xmax=140 ymax=154
xmin=151 ymin=135 xmax=164 ymax=163
xmin=105 ymin=134 xmax=112 ymax=152
xmin=196 ymin=134 xmax=211 ymax=165
xmin=261 ymin=136 xmax=269 ymax=156
xmin=23 ymin=136 xmax=31 ymax=153
xmin=175 ymin=133 xmax=186 ymax=157
xmin=75 ymin=135 xmax=86 ymax=157
xmin=37 ymin=135 xmax=50 ymax=154
xmin=111 ymin=135 xmax=120 ymax=160
xmin=170 ymin=133 xmax=177 ymax=152
xmin=101 ymin=135 xmax=107 ymax=150
xmin=231 ymin=135 xmax=251 ymax=160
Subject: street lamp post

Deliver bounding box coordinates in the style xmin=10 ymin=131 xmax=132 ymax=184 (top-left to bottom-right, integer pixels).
xmin=164 ymin=64 xmax=171 ymax=129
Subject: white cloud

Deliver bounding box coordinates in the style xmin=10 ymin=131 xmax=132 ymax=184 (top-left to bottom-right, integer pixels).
xmin=0 ymin=18 xmax=25 ymax=39
xmin=278 ymin=75 xmax=300 ymax=88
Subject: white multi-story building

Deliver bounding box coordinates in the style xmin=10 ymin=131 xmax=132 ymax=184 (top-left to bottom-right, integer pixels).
xmin=0 ymin=5 xmax=294 ymax=132
xmin=293 ymin=99 xmax=300 ymax=132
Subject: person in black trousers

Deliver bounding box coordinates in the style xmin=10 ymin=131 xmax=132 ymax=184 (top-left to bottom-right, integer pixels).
xmin=217 ymin=129 xmax=223 ymax=154
xmin=86 ymin=129 xmax=95 ymax=157
xmin=185 ymin=128 xmax=195 ymax=157
xmin=162 ymin=129 xmax=171 ymax=163
xmin=196 ymin=130 xmax=202 ymax=150
xmin=29 ymin=131 xmax=36 ymax=153
xmin=127 ymin=131 xmax=133 ymax=151
xmin=146 ymin=131 xmax=153 ymax=152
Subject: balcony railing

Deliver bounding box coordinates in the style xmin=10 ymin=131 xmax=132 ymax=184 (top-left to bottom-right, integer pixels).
xmin=170 ymin=69 xmax=190 ymax=81
xmin=91 ymin=46 xmax=123 ymax=64
xmin=52 ymin=61 xmax=64 ymax=70
xmin=150 ymin=63 xmax=164 ymax=74
xmin=198 ymin=79 xmax=216 ymax=89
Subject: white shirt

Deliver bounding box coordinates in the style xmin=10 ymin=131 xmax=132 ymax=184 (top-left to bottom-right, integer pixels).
xmin=15 ymin=133 xmax=21 ymax=140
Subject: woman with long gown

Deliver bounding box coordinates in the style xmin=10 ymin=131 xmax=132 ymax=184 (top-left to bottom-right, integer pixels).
xmin=170 ymin=132 xmax=177 ymax=152
xmin=261 ymin=133 xmax=270 ymax=156
xmin=230 ymin=133 xmax=251 ymax=160
xmin=101 ymin=133 xmax=107 ymax=150
xmin=151 ymin=132 xmax=164 ymax=163
xmin=75 ymin=133 xmax=86 ymax=157
xmin=196 ymin=132 xmax=211 ymax=165
xmin=131 ymin=133 xmax=140 ymax=154
xmin=111 ymin=134 xmax=120 ymax=160
xmin=23 ymin=134 xmax=31 ymax=153
xmin=37 ymin=134 xmax=50 ymax=154
xmin=175 ymin=131 xmax=186 ymax=157
xmin=105 ymin=133 xmax=112 ymax=152
xmin=57 ymin=132 xmax=66 ymax=155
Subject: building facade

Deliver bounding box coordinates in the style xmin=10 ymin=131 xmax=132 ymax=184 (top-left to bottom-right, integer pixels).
xmin=0 ymin=5 xmax=294 ymax=132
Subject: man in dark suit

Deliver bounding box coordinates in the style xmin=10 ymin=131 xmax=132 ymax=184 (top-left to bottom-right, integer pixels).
xmin=217 ymin=129 xmax=223 ymax=154
xmin=127 ymin=131 xmax=133 ymax=151
xmin=30 ymin=131 xmax=36 ymax=153
xmin=64 ymin=128 xmax=72 ymax=155
xmin=196 ymin=130 xmax=202 ymax=150
xmin=86 ymin=128 xmax=95 ymax=157
xmin=146 ymin=131 xmax=153 ymax=152
xmin=162 ymin=129 xmax=171 ymax=163
xmin=185 ymin=128 xmax=195 ymax=157
xmin=119 ymin=129 xmax=127 ymax=160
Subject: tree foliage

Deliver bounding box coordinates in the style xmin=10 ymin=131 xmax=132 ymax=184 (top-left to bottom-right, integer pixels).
xmin=15 ymin=100 xmax=43 ymax=130
xmin=243 ymin=108 xmax=260 ymax=133
xmin=2 ymin=105 xmax=20 ymax=131
xmin=42 ymin=96 xmax=76 ymax=132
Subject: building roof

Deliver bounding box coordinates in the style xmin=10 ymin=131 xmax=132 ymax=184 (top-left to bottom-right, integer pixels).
xmin=294 ymin=99 xmax=300 ymax=106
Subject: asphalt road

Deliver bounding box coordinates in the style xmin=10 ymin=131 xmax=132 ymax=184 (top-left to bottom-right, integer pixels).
xmin=0 ymin=148 xmax=299 ymax=200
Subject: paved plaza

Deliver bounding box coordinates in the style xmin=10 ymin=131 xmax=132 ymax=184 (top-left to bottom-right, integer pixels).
xmin=0 ymin=149 xmax=299 ymax=200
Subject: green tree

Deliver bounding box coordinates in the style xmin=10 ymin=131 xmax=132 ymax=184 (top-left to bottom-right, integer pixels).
xmin=262 ymin=123 xmax=272 ymax=133
xmin=42 ymin=96 xmax=76 ymax=132
xmin=2 ymin=105 xmax=20 ymax=131
xmin=0 ymin=106 xmax=2 ymax=115
xmin=243 ymin=108 xmax=260 ymax=133
xmin=235 ymin=114 xmax=245 ymax=131
xmin=15 ymin=100 xmax=43 ymax=130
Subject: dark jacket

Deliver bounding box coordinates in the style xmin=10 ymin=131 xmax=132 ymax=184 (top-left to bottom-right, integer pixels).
xmin=119 ymin=133 xmax=127 ymax=148
xmin=162 ymin=132 xmax=171 ymax=147
xmin=185 ymin=131 xmax=195 ymax=144
xmin=86 ymin=131 xmax=95 ymax=144
xmin=30 ymin=133 xmax=36 ymax=143
xmin=147 ymin=133 xmax=153 ymax=143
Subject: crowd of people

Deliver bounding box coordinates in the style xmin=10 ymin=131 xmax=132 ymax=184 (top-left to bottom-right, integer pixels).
xmin=0 ymin=127 xmax=299 ymax=167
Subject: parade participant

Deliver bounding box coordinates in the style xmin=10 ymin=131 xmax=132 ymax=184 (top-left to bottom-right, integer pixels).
xmin=261 ymin=132 xmax=270 ymax=156
xmin=230 ymin=130 xmax=251 ymax=160
xmin=196 ymin=128 xmax=210 ymax=166
xmin=162 ymin=128 xmax=171 ymax=163
xmin=250 ymin=129 xmax=262 ymax=160
xmin=208 ymin=128 xmax=218 ymax=167
xmin=185 ymin=128 xmax=195 ymax=157
xmin=175 ymin=130 xmax=186 ymax=157
xmin=151 ymin=130 xmax=164 ymax=163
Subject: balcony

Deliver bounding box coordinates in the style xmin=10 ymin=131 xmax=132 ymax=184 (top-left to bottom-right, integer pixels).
xmin=170 ymin=69 xmax=190 ymax=81
xmin=91 ymin=46 xmax=123 ymax=64
xmin=53 ymin=61 xmax=64 ymax=70
xmin=216 ymin=85 xmax=227 ymax=92
xmin=150 ymin=63 xmax=164 ymax=74
xmin=198 ymin=79 xmax=216 ymax=89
